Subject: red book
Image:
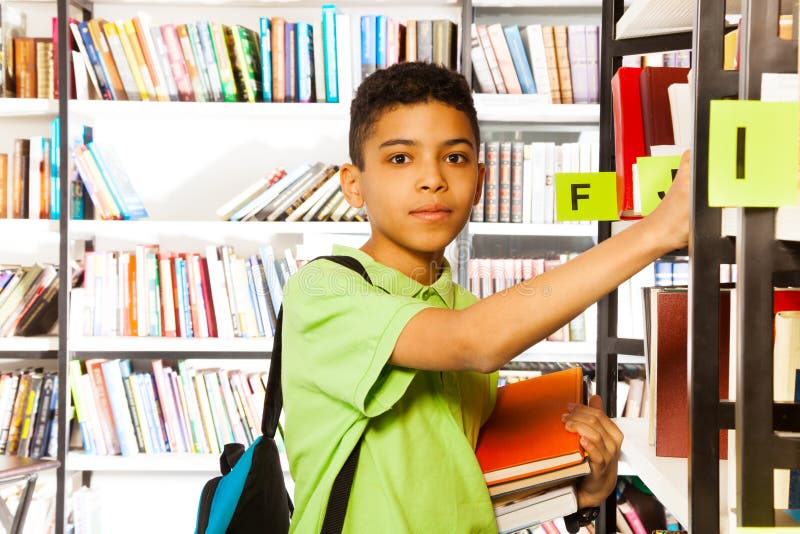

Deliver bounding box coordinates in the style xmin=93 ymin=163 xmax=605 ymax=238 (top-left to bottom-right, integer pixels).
xmin=475 ymin=367 xmax=587 ymax=486
xmin=199 ymin=257 xmax=218 ymax=338
xmin=654 ymin=289 xmax=730 ymax=459
xmin=611 ymin=67 xmax=645 ymax=218
xmin=639 ymin=67 xmax=690 ymax=153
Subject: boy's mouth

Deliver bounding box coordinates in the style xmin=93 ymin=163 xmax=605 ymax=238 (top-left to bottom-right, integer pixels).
xmin=409 ymin=203 xmax=453 ymax=222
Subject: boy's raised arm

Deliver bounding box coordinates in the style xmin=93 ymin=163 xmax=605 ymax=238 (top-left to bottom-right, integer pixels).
xmin=391 ymin=151 xmax=691 ymax=374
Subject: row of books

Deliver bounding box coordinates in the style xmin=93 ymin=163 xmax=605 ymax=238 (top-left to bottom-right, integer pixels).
xmin=76 ymin=244 xmax=295 ymax=339
xmin=466 ymin=255 xmax=592 ymax=344
xmin=0 ymin=263 xmax=60 ymax=337
xmin=359 ymin=17 xmax=458 ymax=80
xmin=0 ymin=368 xmax=59 ymax=459
xmin=217 ymin=162 xmax=365 ymax=222
xmin=471 ymin=140 xmax=598 ymax=225
xmin=68 ymin=13 xmax=339 ymax=104
xmin=69 ymin=358 xmax=268 ymax=456
xmin=0 ymin=120 xmax=62 ymax=220
xmin=621 ymin=50 xmax=692 ymax=70
xmin=71 ymin=138 xmax=148 ymax=220
xmin=471 ymin=23 xmax=600 ymax=105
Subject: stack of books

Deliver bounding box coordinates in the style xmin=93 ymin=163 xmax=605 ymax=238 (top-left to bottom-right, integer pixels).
xmin=470 ymin=23 xmax=600 ymax=104
xmin=71 ymin=140 xmax=148 ymax=221
xmin=216 ymin=162 xmax=365 ymax=222
xmin=475 ymin=367 xmax=591 ymax=533
xmin=0 ymin=263 xmax=59 ymax=337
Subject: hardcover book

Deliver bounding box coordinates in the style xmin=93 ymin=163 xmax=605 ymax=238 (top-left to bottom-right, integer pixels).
xmin=475 ymin=367 xmax=588 ymax=486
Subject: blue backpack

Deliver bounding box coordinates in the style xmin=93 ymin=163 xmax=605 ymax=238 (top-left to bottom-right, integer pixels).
xmin=195 ymin=256 xmax=372 ymax=534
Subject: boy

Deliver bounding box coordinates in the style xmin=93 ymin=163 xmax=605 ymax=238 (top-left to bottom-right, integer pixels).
xmin=282 ymin=62 xmax=689 ymax=532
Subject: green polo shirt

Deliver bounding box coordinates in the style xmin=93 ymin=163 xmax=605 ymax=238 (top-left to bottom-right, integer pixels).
xmin=282 ymin=245 xmax=498 ymax=533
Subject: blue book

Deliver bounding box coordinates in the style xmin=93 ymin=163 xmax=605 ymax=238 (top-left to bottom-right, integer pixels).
xmin=360 ymin=15 xmax=376 ymax=80
xmin=258 ymin=246 xmax=283 ymax=315
xmin=503 ymin=25 xmax=536 ymax=94
xmin=295 ymin=22 xmax=314 ymax=103
xmin=139 ymin=374 xmax=167 ymax=453
xmin=101 ymin=360 xmax=139 ymax=456
xmin=86 ymin=142 xmax=149 ymax=220
xmin=654 ymin=260 xmax=673 ymax=287
xmin=179 ymin=258 xmax=194 ymax=338
xmin=375 ymin=15 xmax=387 ymax=70
xmin=321 ymin=5 xmax=339 ymax=103
xmin=284 ymin=23 xmax=297 ymax=102
xmin=49 ymin=117 xmax=60 ymax=220
xmin=244 ymin=258 xmax=265 ymax=337
xmin=259 ymin=17 xmax=273 ymax=102
xmin=77 ymin=22 xmax=114 ymax=100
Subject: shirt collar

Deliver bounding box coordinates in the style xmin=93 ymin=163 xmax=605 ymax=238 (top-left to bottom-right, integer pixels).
xmin=331 ymin=245 xmax=455 ymax=309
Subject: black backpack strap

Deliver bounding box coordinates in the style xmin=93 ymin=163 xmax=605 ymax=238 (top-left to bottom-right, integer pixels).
xmin=262 ymin=255 xmax=372 ymax=534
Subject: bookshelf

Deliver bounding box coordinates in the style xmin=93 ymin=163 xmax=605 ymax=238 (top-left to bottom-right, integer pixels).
xmin=0 ymin=98 xmax=60 ymax=117
xmin=66 ymin=450 xmax=289 ymax=473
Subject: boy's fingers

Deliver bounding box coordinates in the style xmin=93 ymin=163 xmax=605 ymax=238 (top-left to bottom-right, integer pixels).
xmin=565 ymin=406 xmax=624 ymax=448
xmin=565 ymin=419 xmax=617 ymax=461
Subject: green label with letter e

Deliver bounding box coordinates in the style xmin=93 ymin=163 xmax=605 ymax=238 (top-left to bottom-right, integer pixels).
xmin=555 ymin=172 xmax=619 ymax=221
xmin=708 ymin=100 xmax=798 ymax=207
xmin=638 ymin=155 xmax=682 ymax=215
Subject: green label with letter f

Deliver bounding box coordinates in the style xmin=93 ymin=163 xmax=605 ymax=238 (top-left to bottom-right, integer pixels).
xmin=555 ymin=172 xmax=619 ymax=221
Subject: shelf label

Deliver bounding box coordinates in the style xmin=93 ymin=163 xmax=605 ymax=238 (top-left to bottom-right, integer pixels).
xmin=555 ymin=172 xmax=619 ymax=221
xmin=708 ymin=100 xmax=799 ymax=207
xmin=637 ymin=155 xmax=682 ymax=215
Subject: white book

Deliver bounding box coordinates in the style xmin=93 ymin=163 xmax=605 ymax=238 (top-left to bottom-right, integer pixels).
xmin=616 ymin=0 xmax=694 ymax=40
xmin=335 ymin=13 xmax=353 ymax=103
xmin=204 ymin=246 xmax=234 ymax=339
xmin=80 ymin=374 xmax=108 ymax=455
xmin=521 ymin=25 xmax=551 ymax=101
xmin=283 ymin=248 xmax=299 ymax=276
xmin=522 ymin=144 xmax=533 ymax=224
xmin=543 ymin=142 xmax=555 ymax=224
xmin=470 ymin=24 xmax=495 ymax=93
xmin=100 ymin=360 xmax=139 ymax=456
xmin=303 ymin=184 xmax=341 ymax=222
xmin=265 ymin=162 xmax=328 ymax=221
xmin=232 ymin=257 xmax=258 ymax=338
xmin=259 ymin=246 xmax=283 ymax=315
xmin=761 ymin=72 xmax=799 ymax=103
xmin=667 ymin=82 xmax=692 ymax=148
xmin=495 ymin=484 xmax=577 ymax=534
xmin=578 ymin=142 xmax=592 ymax=173
xmin=531 ymin=142 xmax=547 ymax=225
xmin=71 ymin=50 xmax=90 ymax=100
xmin=216 ymin=172 xmax=280 ymax=221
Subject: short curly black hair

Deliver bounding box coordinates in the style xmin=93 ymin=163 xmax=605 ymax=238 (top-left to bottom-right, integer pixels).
xmin=348 ymin=62 xmax=480 ymax=169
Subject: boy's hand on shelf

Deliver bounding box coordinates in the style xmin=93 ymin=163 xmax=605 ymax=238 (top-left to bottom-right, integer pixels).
xmin=645 ymin=149 xmax=691 ymax=253
xmin=563 ymin=394 xmax=623 ymax=508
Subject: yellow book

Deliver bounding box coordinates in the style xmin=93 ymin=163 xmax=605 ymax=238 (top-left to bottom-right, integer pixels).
xmin=723 ymin=29 xmax=738 ymax=71
xmin=79 ymin=145 xmax=122 ymax=220
xmin=113 ymin=20 xmax=150 ymax=100
xmin=122 ymin=19 xmax=157 ymax=100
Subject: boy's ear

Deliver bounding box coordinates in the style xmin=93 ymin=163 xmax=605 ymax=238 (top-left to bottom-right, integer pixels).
xmin=473 ymin=162 xmax=486 ymax=206
xmin=340 ymin=163 xmax=365 ymax=209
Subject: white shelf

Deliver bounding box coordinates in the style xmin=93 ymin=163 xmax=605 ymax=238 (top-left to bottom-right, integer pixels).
xmin=69 ymin=220 xmax=371 ymax=239
xmin=0 ymin=336 xmax=58 ymax=352
xmin=614 ymin=417 xmax=729 ymax=531
xmin=513 ymin=341 xmax=643 ymax=363
xmin=68 ymin=99 xmax=350 ymax=122
xmin=615 ymin=0 xmax=693 ymax=39
xmin=69 ymin=336 xmax=274 ymax=353
xmin=473 ymin=94 xmax=599 ymax=124
xmin=0 ymin=219 xmax=60 ymax=235
xmin=721 ymin=207 xmax=800 ymax=242
xmin=473 ymin=0 xmax=602 ymax=5
xmin=90 ymin=0 xmax=458 ymax=5
xmin=66 ymin=450 xmax=290 ymax=474
xmin=468 ymin=221 xmax=597 ymax=237
xmin=0 ymin=98 xmax=58 ymax=118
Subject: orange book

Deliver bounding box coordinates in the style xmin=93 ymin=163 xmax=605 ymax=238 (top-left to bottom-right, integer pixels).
xmin=475 ymin=367 xmax=587 ymax=486
xmin=127 ymin=253 xmax=138 ymax=336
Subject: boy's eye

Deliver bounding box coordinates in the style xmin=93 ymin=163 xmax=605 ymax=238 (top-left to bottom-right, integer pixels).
xmin=446 ymin=153 xmax=468 ymax=164
xmin=390 ymin=154 xmax=410 ymax=164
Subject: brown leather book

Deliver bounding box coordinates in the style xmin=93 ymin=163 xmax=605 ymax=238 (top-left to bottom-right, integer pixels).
xmin=35 ymin=38 xmax=53 ymax=98
xmin=653 ymin=288 xmax=729 ymax=459
xmin=432 ymin=20 xmax=457 ymax=70
xmin=552 ymin=25 xmax=572 ymax=104
xmin=13 ymin=38 xmax=36 ymax=98
xmin=270 ymin=18 xmax=285 ymax=103
xmin=639 ymin=66 xmax=691 ymax=153
xmin=541 ymin=26 xmax=561 ymax=104
xmin=0 ymin=153 xmax=8 ymax=218
xmin=11 ymin=138 xmax=30 ymax=219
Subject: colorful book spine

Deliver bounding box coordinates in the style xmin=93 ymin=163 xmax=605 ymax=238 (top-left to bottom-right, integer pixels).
xmin=375 ymin=15 xmax=387 ymax=70
xmin=360 ymin=15 xmax=376 ymax=81
xmin=322 ymin=5 xmax=339 ymax=102
xmin=498 ymin=141 xmax=512 ymax=223
xmin=259 ymin=18 xmax=273 ymax=102
xmin=295 ymin=22 xmax=314 ymax=103
xmin=503 ymin=25 xmax=536 ymax=94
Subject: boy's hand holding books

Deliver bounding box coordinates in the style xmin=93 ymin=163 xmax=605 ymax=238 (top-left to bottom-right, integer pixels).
xmin=563 ymin=394 xmax=623 ymax=509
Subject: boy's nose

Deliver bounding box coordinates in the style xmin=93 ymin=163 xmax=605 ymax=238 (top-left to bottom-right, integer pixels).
xmin=417 ymin=167 xmax=447 ymax=192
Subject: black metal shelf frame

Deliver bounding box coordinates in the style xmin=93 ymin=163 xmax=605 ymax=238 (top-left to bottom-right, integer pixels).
xmin=735 ymin=0 xmax=799 ymax=526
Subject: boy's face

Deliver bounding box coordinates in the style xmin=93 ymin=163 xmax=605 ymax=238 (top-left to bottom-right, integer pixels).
xmin=341 ymin=100 xmax=484 ymax=256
